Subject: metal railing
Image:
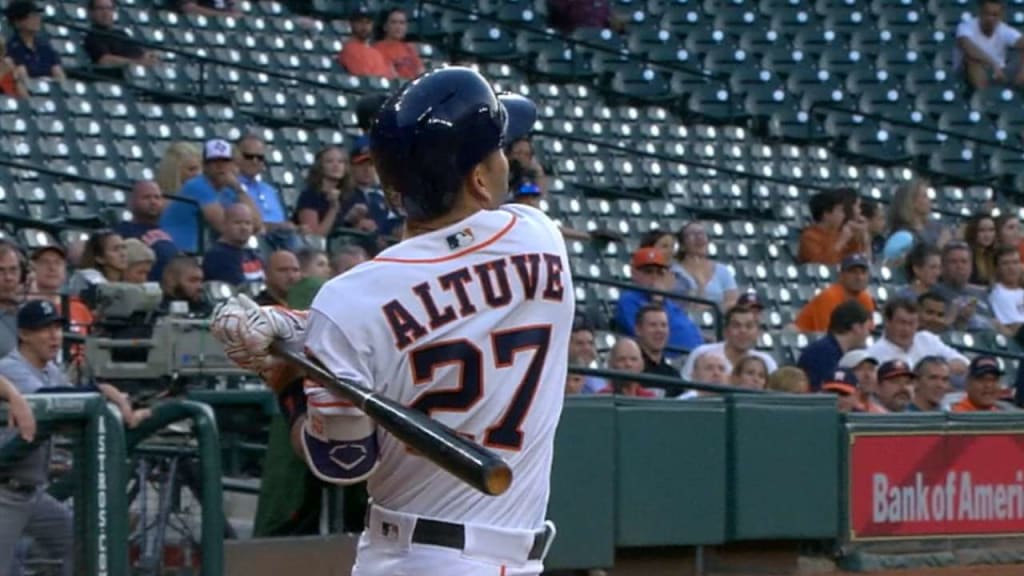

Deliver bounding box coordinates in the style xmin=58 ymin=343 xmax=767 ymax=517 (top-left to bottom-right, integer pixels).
xmin=569 ymin=364 xmax=771 ymax=396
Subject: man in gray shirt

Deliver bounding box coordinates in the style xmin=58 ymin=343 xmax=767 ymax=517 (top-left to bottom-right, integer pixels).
xmin=0 ymin=241 xmax=28 ymax=357
xmin=933 ymin=242 xmax=995 ymax=332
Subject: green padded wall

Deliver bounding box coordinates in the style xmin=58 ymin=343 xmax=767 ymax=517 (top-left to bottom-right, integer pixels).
xmin=616 ymin=397 xmax=728 ymax=546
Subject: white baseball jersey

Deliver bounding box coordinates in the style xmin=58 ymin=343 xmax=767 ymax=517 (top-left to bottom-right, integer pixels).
xmin=305 ymin=203 xmax=574 ymax=531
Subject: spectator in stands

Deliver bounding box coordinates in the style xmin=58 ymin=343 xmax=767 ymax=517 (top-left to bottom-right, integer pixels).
xmin=955 ymin=0 xmax=1024 ymax=89
xmin=83 ymin=0 xmax=157 ymax=68
xmin=235 ymin=134 xmax=299 ymax=251
xmin=548 ymin=0 xmax=624 ymax=33
xmin=951 ymin=355 xmax=1015 ymax=411
xmin=681 ymin=306 xmax=776 ymax=380
xmin=160 ymin=255 xmax=209 ymax=314
xmin=0 ymin=243 xmax=25 ymax=357
xmin=0 ymin=40 xmax=29 ymax=98
xmin=934 ymin=241 xmax=995 ymax=331
xmin=4 ymin=0 xmax=64 ymax=80
xmin=988 ymin=245 xmax=1024 ymax=334
xmin=115 ymin=180 xmax=180 ymax=283
xmin=909 ymin=356 xmax=952 ymax=412
xmin=964 ymin=213 xmax=997 ymax=285
xmin=686 ymin=350 xmax=729 ymax=393
xmin=374 ymin=7 xmax=423 ymax=80
xmin=794 ymin=253 xmax=875 ymax=333
xmin=766 ymin=366 xmax=810 ymax=393
xmin=917 ymin=291 xmax=951 ymax=336
xmin=885 ymin=179 xmax=950 ymax=257
xmin=176 ymin=0 xmax=239 ymax=17
xmin=121 ymin=239 xmax=154 ymax=283
xmin=68 ymin=230 xmax=126 ymax=296
xmin=161 ymin=139 xmax=264 ymax=253
xmin=634 ymin=305 xmax=677 ymax=378
xmin=895 ymin=243 xmax=942 ymax=301
xmin=345 ymin=136 xmax=403 ymax=240
xmin=874 ymin=360 xmax=915 ymax=413
xmin=996 ymin=212 xmax=1024 ymax=266
xmin=27 ymin=245 xmax=63 ymax=301
xmin=860 ymin=199 xmax=887 ymax=259
xmin=615 ymin=247 xmax=703 ymax=356
xmin=865 ymin=298 xmax=969 ymax=376
xmin=286 ymin=248 xmax=329 ymax=308
xmin=799 ymin=189 xmax=867 ymax=265
xmin=255 ymin=250 xmax=300 ymax=306
xmin=331 ymin=244 xmax=367 ymax=276
xmin=730 ymin=355 xmax=768 ymax=390
xmin=839 ymin=350 xmax=885 ymax=413
xmin=202 ymin=204 xmax=264 ymax=287
xmin=294 ymin=146 xmax=361 ymax=237
xmin=797 ymin=299 xmax=872 ymax=391
xmin=155 ymin=141 xmax=201 ymax=197
xmin=506 ymin=137 xmax=549 ymax=196
xmin=821 ymin=368 xmax=863 ymax=412
xmin=671 ymin=221 xmax=738 ymax=311
xmin=569 ymin=319 xmax=605 ymax=394
xmin=598 ymin=337 xmax=655 ymax=397
xmin=337 ymin=5 xmax=395 ymax=78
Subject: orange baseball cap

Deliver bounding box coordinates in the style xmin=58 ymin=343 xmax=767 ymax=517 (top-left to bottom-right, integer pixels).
xmin=631 ymin=247 xmax=668 ymax=268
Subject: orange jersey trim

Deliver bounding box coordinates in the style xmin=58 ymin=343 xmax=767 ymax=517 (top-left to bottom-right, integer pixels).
xmin=374 ymin=214 xmax=518 ymax=264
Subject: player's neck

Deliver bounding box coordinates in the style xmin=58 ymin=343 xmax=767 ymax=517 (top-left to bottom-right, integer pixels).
xmin=403 ymin=205 xmax=483 ymax=240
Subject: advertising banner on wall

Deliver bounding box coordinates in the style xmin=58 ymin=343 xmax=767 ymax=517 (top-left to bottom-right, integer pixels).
xmin=848 ymin=430 xmax=1024 ymax=541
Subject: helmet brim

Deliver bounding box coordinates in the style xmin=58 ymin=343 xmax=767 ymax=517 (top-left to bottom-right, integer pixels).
xmin=499 ymin=94 xmax=537 ymax=145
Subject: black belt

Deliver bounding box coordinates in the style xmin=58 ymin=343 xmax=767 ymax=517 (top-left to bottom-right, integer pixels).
xmin=0 ymin=477 xmax=39 ymax=496
xmin=409 ymin=517 xmax=549 ymax=561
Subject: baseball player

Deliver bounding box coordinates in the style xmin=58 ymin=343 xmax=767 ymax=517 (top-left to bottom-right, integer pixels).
xmin=212 ymin=67 xmax=573 ymax=576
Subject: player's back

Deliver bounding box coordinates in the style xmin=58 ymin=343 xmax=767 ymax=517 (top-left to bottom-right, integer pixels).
xmin=307 ymin=204 xmax=574 ymax=530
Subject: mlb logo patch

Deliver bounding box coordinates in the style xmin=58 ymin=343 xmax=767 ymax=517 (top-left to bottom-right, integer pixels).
xmin=446 ymin=228 xmax=475 ymax=250
xmin=381 ymin=522 xmax=400 ymax=540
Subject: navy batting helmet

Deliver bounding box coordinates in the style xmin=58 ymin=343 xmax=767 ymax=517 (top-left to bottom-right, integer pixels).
xmin=370 ymin=66 xmax=537 ymax=221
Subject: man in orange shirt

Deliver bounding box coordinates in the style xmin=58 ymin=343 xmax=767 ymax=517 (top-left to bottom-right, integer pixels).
xmin=798 ymin=189 xmax=868 ymax=265
xmin=337 ymin=5 xmax=396 ymax=78
xmin=951 ymin=355 xmax=1012 ymax=412
xmin=374 ymin=7 xmax=424 ymax=79
xmin=795 ymin=253 xmax=875 ymax=333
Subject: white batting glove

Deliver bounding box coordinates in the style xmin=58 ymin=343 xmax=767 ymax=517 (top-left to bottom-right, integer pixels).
xmin=210 ymin=294 xmax=308 ymax=373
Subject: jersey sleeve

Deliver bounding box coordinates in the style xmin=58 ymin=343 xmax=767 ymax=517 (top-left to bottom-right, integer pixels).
xmin=1001 ymin=23 xmax=1023 ymax=46
xmin=303 ymin=307 xmax=376 ymax=391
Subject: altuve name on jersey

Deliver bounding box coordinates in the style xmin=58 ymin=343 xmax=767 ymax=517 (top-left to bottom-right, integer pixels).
xmin=382 ymin=253 xmax=566 ymax=351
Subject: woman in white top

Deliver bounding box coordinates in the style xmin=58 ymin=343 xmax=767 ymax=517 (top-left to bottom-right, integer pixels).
xmin=988 ymin=245 xmax=1024 ymax=334
xmin=667 ymin=222 xmax=738 ymax=311
xmin=67 ymin=230 xmax=127 ymax=296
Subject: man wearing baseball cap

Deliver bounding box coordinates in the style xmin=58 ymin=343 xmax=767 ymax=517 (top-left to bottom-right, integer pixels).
xmin=159 ymin=138 xmax=264 ymax=253
xmin=951 ymin=356 xmax=1015 ymax=412
xmin=4 ymin=0 xmax=65 ymax=80
xmin=795 ymin=253 xmax=876 ymax=333
xmin=821 ymin=368 xmax=864 ymax=413
xmin=615 ymin=247 xmax=703 ymax=357
xmin=875 ymin=359 xmax=916 ymax=413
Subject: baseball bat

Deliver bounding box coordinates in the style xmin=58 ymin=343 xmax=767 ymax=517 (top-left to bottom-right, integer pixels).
xmin=268 ymin=341 xmax=513 ymax=496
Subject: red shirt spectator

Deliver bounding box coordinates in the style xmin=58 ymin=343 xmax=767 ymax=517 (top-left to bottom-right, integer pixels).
xmin=375 ymin=8 xmax=423 ymax=79
xmin=338 ymin=8 xmax=396 ymax=78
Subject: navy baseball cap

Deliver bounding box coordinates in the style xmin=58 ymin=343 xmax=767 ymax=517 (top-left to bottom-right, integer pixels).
xmin=822 ymin=368 xmax=859 ymax=396
xmin=5 ymin=0 xmax=42 ymax=22
xmin=969 ymin=355 xmax=1004 ymax=378
xmin=841 ymin=253 xmax=869 ymax=271
xmin=878 ymin=359 xmax=915 ymax=381
xmin=736 ymin=291 xmax=764 ymax=311
xmin=17 ymin=299 xmax=63 ymax=330
xmin=351 ymin=135 xmax=372 ymax=164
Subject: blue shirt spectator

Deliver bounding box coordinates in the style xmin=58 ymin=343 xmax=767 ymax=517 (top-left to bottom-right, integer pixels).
xmin=115 ymin=180 xmax=181 ymax=282
xmin=796 ymin=299 xmax=872 ymax=391
xmin=797 ymin=333 xmax=845 ymax=392
xmin=202 ymin=241 xmax=264 ymax=286
xmin=615 ymin=290 xmax=702 ymax=355
xmin=5 ymin=1 xmax=63 ymax=80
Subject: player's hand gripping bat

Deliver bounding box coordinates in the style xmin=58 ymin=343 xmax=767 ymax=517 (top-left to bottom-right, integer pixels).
xmin=269 ymin=341 xmax=513 ymax=496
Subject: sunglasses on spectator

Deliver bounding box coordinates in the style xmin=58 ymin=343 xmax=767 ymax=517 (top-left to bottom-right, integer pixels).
xmin=243 ymin=153 xmax=265 ymax=162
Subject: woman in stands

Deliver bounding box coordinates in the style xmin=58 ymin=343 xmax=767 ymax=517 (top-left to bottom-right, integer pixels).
xmin=731 ymin=355 xmax=769 ymax=390
xmin=884 ymin=178 xmax=951 ymax=258
xmin=292 ymin=146 xmax=358 ymax=237
xmin=374 ymin=7 xmax=424 ymax=80
xmin=965 ymin=213 xmax=998 ymax=285
xmin=67 ymin=230 xmax=127 ymax=296
xmin=156 ymin=141 xmax=202 ymax=196
xmin=896 ymin=243 xmax=943 ymax=301
xmin=671 ymin=221 xmax=738 ymax=311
